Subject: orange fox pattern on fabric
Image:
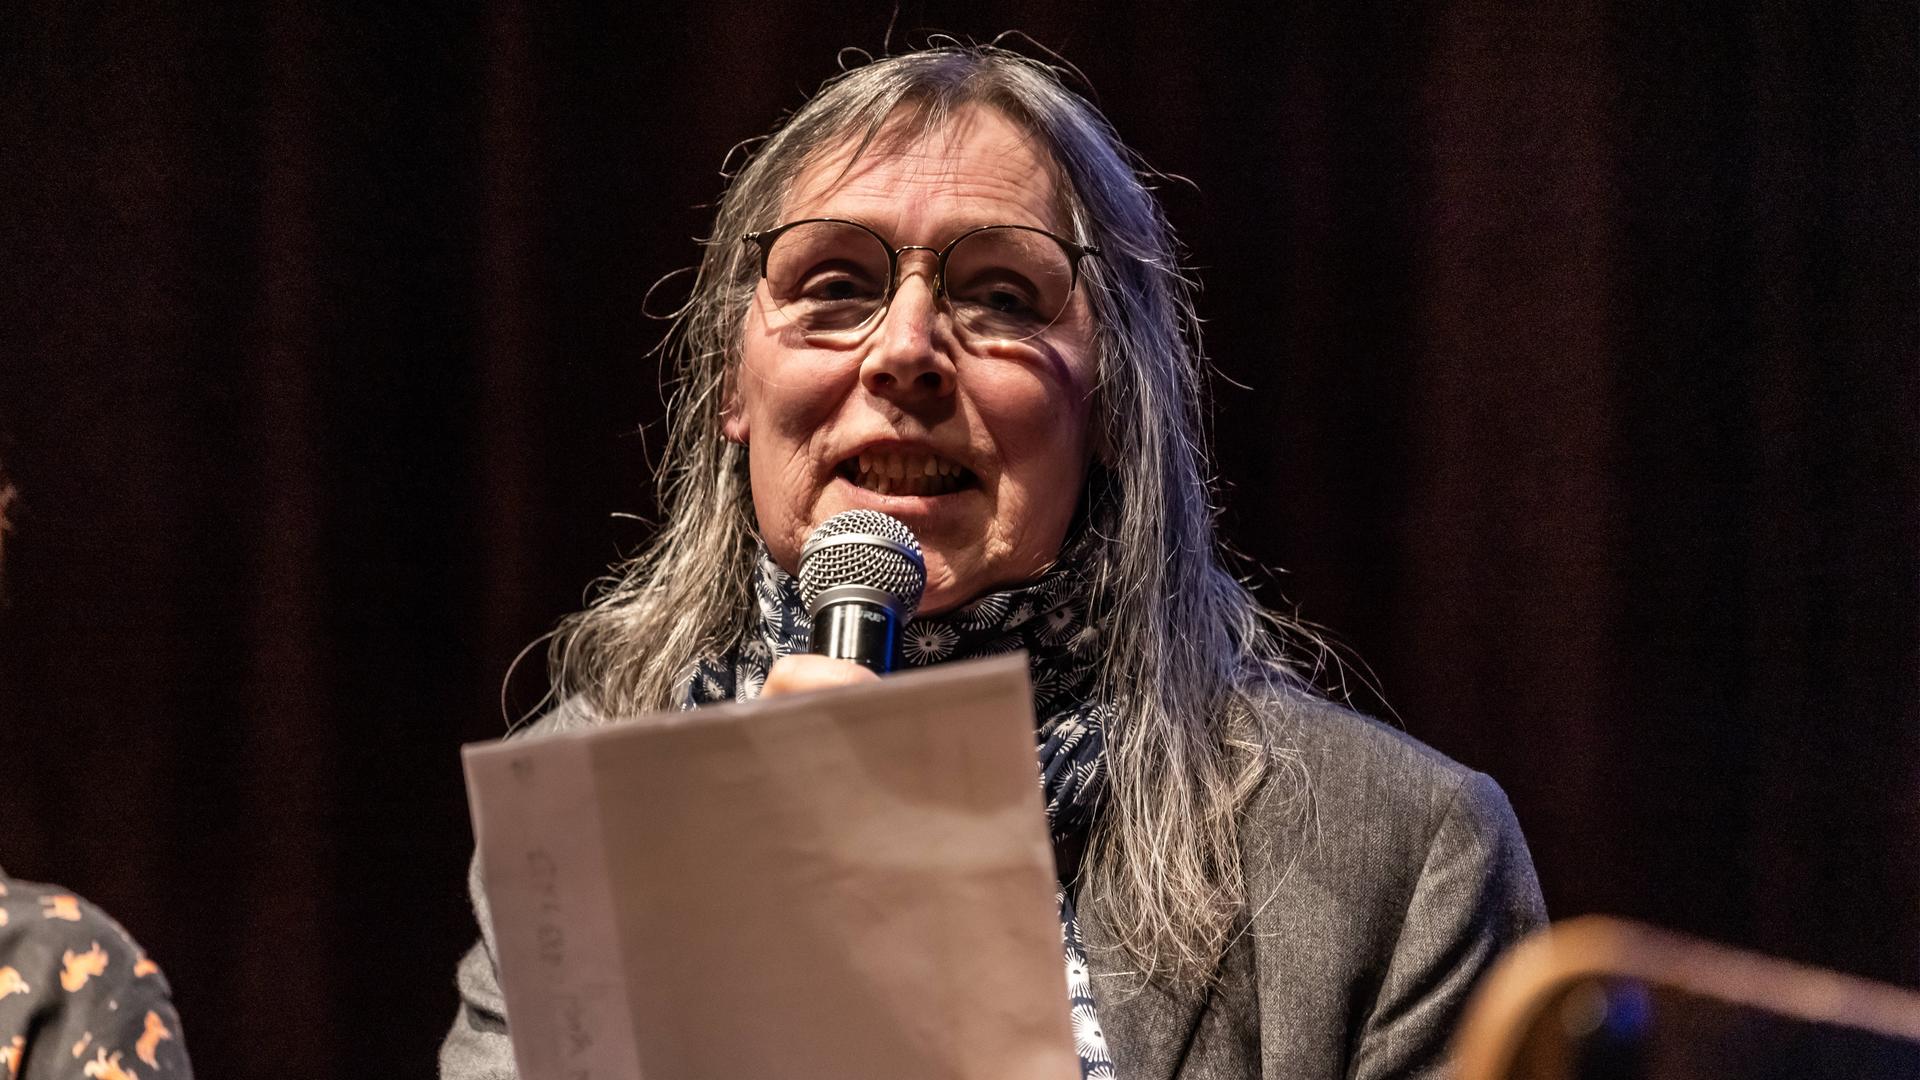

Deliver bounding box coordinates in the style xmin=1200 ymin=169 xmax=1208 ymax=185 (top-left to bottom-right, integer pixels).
xmin=131 ymin=1016 xmax=168 ymax=1071
xmin=58 ymin=947 xmax=106 ymax=995
xmin=0 ymin=874 xmax=192 ymax=1079
xmin=38 ymin=900 xmax=80 ymax=924
xmin=77 ymin=1051 xmax=132 ymax=1080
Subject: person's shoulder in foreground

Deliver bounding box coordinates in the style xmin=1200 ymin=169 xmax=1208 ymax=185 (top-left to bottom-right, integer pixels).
xmin=0 ymin=871 xmax=193 ymax=1080
xmin=1082 ymin=689 xmax=1546 ymax=1080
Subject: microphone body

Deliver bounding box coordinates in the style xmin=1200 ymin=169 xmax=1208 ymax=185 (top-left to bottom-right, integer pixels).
xmin=808 ymin=595 xmax=901 ymax=673
xmin=796 ymin=510 xmax=926 ymax=675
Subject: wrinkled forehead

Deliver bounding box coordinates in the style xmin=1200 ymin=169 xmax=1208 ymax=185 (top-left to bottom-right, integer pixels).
xmin=778 ymin=102 xmax=1077 ymax=235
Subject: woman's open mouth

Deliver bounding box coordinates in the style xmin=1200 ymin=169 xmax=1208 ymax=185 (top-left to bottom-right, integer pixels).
xmin=838 ymin=450 xmax=977 ymax=497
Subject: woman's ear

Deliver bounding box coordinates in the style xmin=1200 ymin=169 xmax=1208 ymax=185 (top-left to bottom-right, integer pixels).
xmin=720 ymin=366 xmax=750 ymax=445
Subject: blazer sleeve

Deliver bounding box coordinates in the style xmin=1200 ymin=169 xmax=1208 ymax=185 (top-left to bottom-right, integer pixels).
xmin=438 ymin=854 xmax=520 ymax=1080
xmin=1349 ymin=770 xmax=1547 ymax=1080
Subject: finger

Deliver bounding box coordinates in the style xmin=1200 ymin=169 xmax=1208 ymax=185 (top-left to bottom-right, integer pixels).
xmin=760 ymin=654 xmax=881 ymax=698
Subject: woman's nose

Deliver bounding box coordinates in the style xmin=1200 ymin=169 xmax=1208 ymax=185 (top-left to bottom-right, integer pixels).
xmin=859 ymin=261 xmax=956 ymax=402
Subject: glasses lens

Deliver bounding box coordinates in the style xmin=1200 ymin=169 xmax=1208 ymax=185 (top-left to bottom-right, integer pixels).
xmin=762 ymin=221 xmax=891 ymax=333
xmin=943 ymin=226 xmax=1079 ymax=342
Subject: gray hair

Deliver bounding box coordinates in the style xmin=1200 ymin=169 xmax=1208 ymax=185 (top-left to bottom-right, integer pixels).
xmin=548 ymin=45 xmax=1312 ymax=992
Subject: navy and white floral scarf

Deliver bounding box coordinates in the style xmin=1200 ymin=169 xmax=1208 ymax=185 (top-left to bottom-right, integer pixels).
xmin=682 ymin=551 xmax=1118 ymax=1077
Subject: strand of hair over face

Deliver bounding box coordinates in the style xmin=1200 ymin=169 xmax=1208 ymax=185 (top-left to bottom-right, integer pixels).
xmin=545 ymin=44 xmax=1320 ymax=993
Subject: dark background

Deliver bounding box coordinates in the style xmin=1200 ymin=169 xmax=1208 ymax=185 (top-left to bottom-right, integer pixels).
xmin=2 ymin=2 xmax=1914 ymax=1075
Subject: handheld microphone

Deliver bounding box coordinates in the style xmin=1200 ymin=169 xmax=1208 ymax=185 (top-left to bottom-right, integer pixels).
xmin=796 ymin=510 xmax=926 ymax=674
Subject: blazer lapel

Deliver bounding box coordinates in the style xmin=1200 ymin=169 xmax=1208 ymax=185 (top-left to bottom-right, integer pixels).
xmin=1078 ymin=890 xmax=1214 ymax=1080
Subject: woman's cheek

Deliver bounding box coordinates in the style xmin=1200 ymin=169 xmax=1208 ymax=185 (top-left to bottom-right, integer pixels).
xmin=981 ymin=382 xmax=1093 ymax=469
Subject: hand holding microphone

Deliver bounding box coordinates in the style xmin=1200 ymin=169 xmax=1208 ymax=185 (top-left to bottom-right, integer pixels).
xmin=762 ymin=510 xmax=926 ymax=698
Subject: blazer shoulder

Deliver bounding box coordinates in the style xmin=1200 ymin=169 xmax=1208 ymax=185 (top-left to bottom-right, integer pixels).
xmin=513 ymin=694 xmax=605 ymax=737
xmin=1258 ymin=690 xmax=1489 ymax=831
xmin=1224 ymin=692 xmax=1544 ymax=1078
xmin=1239 ymin=689 xmax=1536 ymax=923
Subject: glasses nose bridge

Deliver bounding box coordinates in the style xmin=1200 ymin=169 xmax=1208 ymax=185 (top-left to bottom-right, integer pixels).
xmin=888 ymin=243 xmax=946 ymax=300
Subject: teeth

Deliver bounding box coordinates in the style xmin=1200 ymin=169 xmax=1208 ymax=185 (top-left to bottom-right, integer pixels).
xmin=846 ymin=450 xmax=968 ymax=496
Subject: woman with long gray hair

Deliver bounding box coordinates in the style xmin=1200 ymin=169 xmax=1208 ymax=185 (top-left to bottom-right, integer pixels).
xmin=443 ymin=44 xmax=1543 ymax=1080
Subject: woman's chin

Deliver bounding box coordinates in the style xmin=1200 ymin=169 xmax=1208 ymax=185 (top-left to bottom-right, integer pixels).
xmin=822 ymin=473 xmax=985 ymax=539
xmin=915 ymin=580 xmax=970 ymax=617
xmin=811 ymin=476 xmax=1037 ymax=616
xmin=896 ymin=545 xmax=985 ymax=618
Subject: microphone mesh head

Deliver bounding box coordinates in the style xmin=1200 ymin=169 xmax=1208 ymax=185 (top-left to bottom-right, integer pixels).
xmin=797 ymin=510 xmax=926 ymax=619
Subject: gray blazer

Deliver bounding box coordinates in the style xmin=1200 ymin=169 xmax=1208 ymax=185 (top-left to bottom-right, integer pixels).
xmin=441 ymin=693 xmax=1545 ymax=1079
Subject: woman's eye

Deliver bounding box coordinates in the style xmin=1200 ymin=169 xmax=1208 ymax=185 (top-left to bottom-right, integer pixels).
xmin=983 ymin=288 xmax=1033 ymax=314
xmin=954 ymin=274 xmax=1038 ymax=315
xmin=799 ymin=271 xmax=880 ymax=302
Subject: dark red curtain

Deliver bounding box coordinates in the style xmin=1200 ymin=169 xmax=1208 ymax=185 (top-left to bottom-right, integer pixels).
xmin=2 ymin=3 xmax=1913 ymax=1075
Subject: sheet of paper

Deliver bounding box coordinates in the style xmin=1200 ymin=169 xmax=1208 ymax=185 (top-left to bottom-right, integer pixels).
xmin=464 ymin=653 xmax=1080 ymax=1080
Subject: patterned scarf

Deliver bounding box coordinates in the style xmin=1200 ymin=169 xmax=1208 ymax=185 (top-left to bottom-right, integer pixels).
xmin=682 ymin=551 xmax=1118 ymax=1076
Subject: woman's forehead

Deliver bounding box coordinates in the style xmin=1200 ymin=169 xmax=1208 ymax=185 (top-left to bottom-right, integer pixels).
xmin=778 ymin=104 xmax=1071 ymax=237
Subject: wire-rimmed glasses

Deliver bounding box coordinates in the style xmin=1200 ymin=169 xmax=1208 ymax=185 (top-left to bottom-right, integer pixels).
xmin=743 ymin=218 xmax=1101 ymax=344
